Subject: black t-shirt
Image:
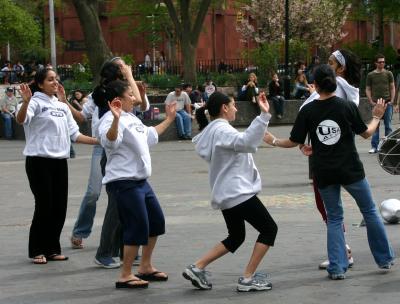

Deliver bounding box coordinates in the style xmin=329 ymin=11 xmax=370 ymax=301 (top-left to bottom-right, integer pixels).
xmin=290 ymin=96 xmax=368 ymax=188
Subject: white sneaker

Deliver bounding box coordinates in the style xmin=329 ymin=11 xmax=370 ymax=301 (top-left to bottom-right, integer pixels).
xmin=369 ymin=148 xmax=377 ymax=154
xmin=319 ymin=245 xmax=354 ymax=269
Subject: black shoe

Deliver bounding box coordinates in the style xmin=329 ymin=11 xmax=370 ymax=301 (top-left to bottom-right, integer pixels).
xmin=178 ymin=135 xmax=185 ymax=140
xmin=184 ymin=135 xmax=192 ymax=140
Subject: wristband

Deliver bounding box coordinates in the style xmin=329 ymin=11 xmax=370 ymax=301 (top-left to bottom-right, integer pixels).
xmin=272 ymin=137 xmax=277 ymax=146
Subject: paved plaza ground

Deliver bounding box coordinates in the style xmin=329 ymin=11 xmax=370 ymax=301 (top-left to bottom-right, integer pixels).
xmin=0 ymin=122 xmax=400 ymax=304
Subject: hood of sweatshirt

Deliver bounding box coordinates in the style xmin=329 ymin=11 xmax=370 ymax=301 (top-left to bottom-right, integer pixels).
xmin=192 ymin=118 xmax=228 ymax=162
xmin=32 ymin=91 xmax=59 ymax=104
xmin=336 ymin=76 xmax=359 ymax=106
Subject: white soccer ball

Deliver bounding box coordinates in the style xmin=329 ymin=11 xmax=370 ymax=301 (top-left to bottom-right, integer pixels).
xmin=380 ymin=199 xmax=400 ymax=224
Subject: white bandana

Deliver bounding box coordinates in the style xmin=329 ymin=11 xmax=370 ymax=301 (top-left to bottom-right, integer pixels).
xmin=332 ymin=50 xmax=346 ymax=67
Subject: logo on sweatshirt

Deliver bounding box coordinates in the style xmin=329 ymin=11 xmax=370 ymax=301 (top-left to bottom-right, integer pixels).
xmin=316 ymin=120 xmax=341 ymax=145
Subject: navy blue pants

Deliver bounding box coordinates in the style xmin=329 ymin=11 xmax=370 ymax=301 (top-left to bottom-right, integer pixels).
xmin=106 ymin=180 xmax=165 ymax=246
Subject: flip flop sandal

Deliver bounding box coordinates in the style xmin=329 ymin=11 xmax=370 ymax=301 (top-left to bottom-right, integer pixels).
xmin=70 ymin=236 xmax=84 ymax=249
xmin=136 ymin=271 xmax=168 ymax=281
xmin=33 ymin=255 xmax=47 ymax=265
xmin=46 ymin=254 xmax=69 ymax=261
xmin=115 ymin=279 xmax=149 ymax=289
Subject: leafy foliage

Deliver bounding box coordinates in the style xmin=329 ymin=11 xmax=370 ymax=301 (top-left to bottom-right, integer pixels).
xmin=0 ymin=0 xmax=41 ymax=50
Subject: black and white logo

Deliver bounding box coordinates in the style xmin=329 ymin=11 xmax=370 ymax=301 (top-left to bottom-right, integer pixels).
xmin=316 ymin=120 xmax=341 ymax=145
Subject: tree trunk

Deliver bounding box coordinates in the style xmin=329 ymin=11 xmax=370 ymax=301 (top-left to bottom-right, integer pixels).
xmin=181 ymin=37 xmax=197 ymax=84
xmin=71 ymin=0 xmax=112 ymax=83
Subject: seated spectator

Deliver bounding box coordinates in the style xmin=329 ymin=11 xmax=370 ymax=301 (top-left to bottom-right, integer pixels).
xmin=268 ymin=73 xmax=285 ymax=119
xmin=0 ymin=87 xmax=18 ymax=139
xmin=165 ymin=84 xmax=192 ymax=140
xmin=13 ymin=61 xmax=25 ymax=83
xmin=240 ymin=72 xmax=259 ymax=103
xmin=204 ymin=78 xmax=217 ymax=102
xmin=293 ymin=68 xmax=310 ymax=99
xmin=68 ymin=90 xmax=88 ymax=111
xmin=0 ymin=61 xmax=13 ymax=84
xmin=183 ymin=83 xmax=205 ymax=115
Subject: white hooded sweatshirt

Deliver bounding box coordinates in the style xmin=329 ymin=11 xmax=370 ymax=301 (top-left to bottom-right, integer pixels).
xmin=300 ymin=76 xmax=359 ymax=110
xmin=22 ymin=91 xmax=80 ymax=158
xmin=192 ymin=112 xmax=271 ymax=210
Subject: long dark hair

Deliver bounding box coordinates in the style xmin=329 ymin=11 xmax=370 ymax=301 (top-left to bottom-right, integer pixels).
xmin=337 ymin=49 xmax=361 ymax=87
xmin=196 ymin=92 xmax=232 ymax=130
xmin=92 ymin=61 xmax=124 ymax=115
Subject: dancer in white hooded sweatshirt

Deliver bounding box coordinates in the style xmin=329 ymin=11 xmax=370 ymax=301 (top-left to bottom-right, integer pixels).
xmin=183 ymin=91 xmax=278 ymax=292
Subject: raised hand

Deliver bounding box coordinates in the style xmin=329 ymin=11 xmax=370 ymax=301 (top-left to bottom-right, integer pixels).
xmin=165 ymin=101 xmax=177 ymax=121
xmin=108 ymin=98 xmax=122 ymax=119
xmin=307 ymin=84 xmax=315 ymax=94
xmin=257 ymin=91 xmax=270 ymax=113
xmin=56 ymin=84 xmax=67 ymax=102
xmin=120 ymin=63 xmax=133 ymax=80
xmin=19 ymin=83 xmax=32 ymax=104
xmin=372 ymin=98 xmax=387 ymax=119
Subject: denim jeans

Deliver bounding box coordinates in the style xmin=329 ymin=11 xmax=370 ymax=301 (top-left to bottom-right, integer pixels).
xmin=175 ymin=110 xmax=192 ymax=137
xmin=1 ymin=112 xmax=13 ymax=139
xmin=72 ymin=145 xmax=103 ymax=238
xmin=318 ymin=178 xmax=394 ymax=274
xmin=270 ymin=96 xmax=285 ymax=116
xmin=371 ymin=104 xmax=393 ymax=149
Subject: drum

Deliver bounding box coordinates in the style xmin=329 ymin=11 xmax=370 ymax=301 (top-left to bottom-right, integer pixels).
xmin=377 ymin=128 xmax=400 ymax=175
xmin=380 ymin=199 xmax=400 ymax=224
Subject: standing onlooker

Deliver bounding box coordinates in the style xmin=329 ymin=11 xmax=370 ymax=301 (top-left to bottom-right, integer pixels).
xmin=0 ymin=87 xmax=18 ymax=139
xmin=165 ymin=84 xmax=192 ymax=140
xmin=268 ymin=73 xmax=285 ymax=119
xmin=16 ymin=69 xmax=98 ymax=264
xmin=144 ymin=52 xmax=152 ymax=74
xmin=366 ymin=54 xmax=396 ymax=154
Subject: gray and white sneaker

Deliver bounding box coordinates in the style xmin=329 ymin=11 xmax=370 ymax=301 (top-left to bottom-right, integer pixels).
xmin=237 ymin=275 xmax=272 ymax=292
xmin=182 ymin=264 xmax=212 ymax=290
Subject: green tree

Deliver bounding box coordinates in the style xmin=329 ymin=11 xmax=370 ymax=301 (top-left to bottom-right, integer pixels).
xmin=0 ymin=0 xmax=41 ymax=58
xmin=163 ymin=0 xmax=216 ymax=84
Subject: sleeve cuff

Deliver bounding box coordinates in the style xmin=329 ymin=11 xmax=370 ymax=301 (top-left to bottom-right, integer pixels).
xmin=259 ymin=112 xmax=272 ymax=123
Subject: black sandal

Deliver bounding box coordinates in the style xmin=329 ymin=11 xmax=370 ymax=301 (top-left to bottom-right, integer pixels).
xmin=46 ymin=254 xmax=69 ymax=261
xmin=115 ymin=279 xmax=149 ymax=289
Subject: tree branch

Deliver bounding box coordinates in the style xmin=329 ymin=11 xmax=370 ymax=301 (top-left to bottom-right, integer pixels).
xmin=163 ymin=0 xmax=182 ymax=37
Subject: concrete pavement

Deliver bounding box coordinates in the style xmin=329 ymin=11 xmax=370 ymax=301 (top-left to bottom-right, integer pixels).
xmin=0 ymin=123 xmax=400 ymax=304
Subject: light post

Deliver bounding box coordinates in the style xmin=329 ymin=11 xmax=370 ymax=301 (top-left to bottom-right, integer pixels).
xmin=49 ymin=0 xmax=57 ymax=71
xmin=284 ymin=0 xmax=290 ymax=99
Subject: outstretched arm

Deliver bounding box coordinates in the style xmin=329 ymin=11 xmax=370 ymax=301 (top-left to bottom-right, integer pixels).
xmin=154 ymin=102 xmax=177 ymax=135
